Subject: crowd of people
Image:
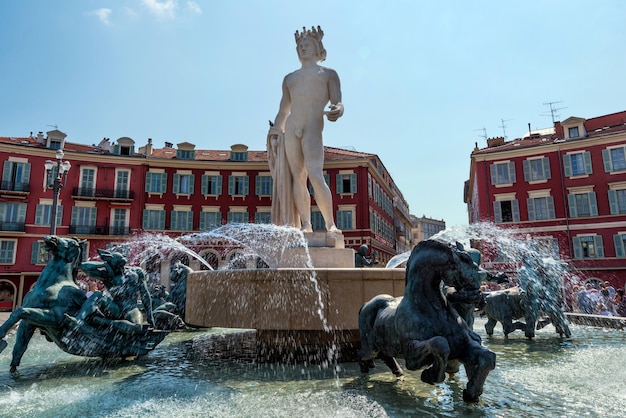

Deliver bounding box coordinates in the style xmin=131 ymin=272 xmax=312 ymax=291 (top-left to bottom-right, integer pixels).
xmin=571 ymin=281 xmax=626 ymax=317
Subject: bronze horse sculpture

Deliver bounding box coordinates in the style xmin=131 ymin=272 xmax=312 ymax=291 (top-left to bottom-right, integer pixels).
xmin=358 ymin=239 xmax=496 ymax=403
xmin=0 ymin=236 xmax=171 ymax=373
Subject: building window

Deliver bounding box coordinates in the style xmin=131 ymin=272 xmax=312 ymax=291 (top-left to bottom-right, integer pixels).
xmin=568 ymin=127 xmax=579 ymax=138
xmin=0 ymin=239 xmax=17 ymax=264
xmin=228 ymin=175 xmax=249 ymax=196
xmin=608 ymin=189 xmax=626 ymax=214
xmin=490 ymin=162 xmax=516 ymax=185
xmin=227 ymin=211 xmax=248 ymax=223
xmin=70 ymin=206 xmax=97 ymax=234
xmin=255 ymin=175 xmax=273 ymax=196
xmin=146 ymin=172 xmax=167 ymax=194
xmin=171 ymin=210 xmax=193 ymax=231
xmin=0 ymin=202 xmax=27 ymax=231
xmin=78 ymin=168 xmax=96 ymax=197
xmin=115 ymin=170 xmax=130 ymax=199
xmin=534 ymin=237 xmax=560 ymax=259
xmin=143 ymin=209 xmax=166 ymax=230
xmin=602 ymin=146 xmax=626 ymax=173
xmin=493 ymin=200 xmax=520 ymax=223
xmin=110 ymin=208 xmax=128 ymax=235
xmin=230 ymin=151 xmax=247 ymax=161
xmin=35 ymin=203 xmax=63 ymax=227
xmin=523 ymin=157 xmax=551 ymax=182
xmin=31 ymin=241 xmax=49 ymax=265
xmin=173 ymin=173 xmax=195 ymax=195
xmin=254 ymin=211 xmax=271 ymax=224
xmin=1 ymin=160 xmax=31 ymax=192
xmin=336 ymin=209 xmax=354 ymax=230
xmin=563 ymin=152 xmax=592 ymax=177
xmin=176 ymin=150 xmax=195 ymax=160
xmin=199 ymin=211 xmax=222 ymax=230
xmin=311 ymin=210 xmax=325 ymax=231
xmin=527 ymin=196 xmax=555 ymax=221
xmin=568 ymin=192 xmax=598 ymax=218
xmin=336 ymin=173 xmax=357 ymax=194
xmin=613 ymin=234 xmax=626 ymax=258
xmin=573 ymin=235 xmax=604 ymax=259
xmin=201 ymin=174 xmax=222 ymax=195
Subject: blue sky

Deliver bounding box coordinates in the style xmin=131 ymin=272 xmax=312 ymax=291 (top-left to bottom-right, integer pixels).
xmin=1 ymin=1 xmax=625 ymax=227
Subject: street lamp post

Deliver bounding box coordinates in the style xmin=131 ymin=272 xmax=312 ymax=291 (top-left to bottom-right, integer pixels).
xmin=44 ymin=149 xmax=71 ymax=235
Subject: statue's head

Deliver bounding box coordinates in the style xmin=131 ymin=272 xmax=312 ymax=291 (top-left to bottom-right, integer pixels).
xmin=358 ymin=245 xmax=369 ymax=256
xmin=295 ymin=25 xmax=326 ymax=63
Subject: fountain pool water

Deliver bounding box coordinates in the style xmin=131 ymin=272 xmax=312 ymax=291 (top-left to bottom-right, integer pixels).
xmin=1 ymin=318 xmax=624 ymax=417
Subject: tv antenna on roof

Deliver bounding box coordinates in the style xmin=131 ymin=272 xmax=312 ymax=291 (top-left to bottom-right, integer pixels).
xmin=46 ymin=124 xmax=58 ymax=130
xmin=474 ymin=127 xmax=487 ymax=143
xmin=542 ymin=101 xmax=567 ymax=124
xmin=499 ymin=118 xmax=512 ymax=139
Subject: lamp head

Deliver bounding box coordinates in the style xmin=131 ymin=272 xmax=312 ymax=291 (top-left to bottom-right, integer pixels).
xmin=55 ymin=149 xmax=64 ymax=161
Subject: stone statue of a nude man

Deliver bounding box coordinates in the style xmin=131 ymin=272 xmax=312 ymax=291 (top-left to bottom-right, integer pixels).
xmin=267 ymin=26 xmax=344 ymax=233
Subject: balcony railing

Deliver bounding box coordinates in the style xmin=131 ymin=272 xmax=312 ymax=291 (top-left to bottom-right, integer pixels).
xmin=0 ymin=181 xmax=30 ymax=192
xmin=72 ymin=187 xmax=134 ymax=200
xmin=0 ymin=221 xmax=26 ymax=232
xmin=69 ymin=225 xmax=131 ymax=236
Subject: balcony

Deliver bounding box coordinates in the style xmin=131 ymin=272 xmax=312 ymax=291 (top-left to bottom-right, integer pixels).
xmin=69 ymin=225 xmax=131 ymax=236
xmin=0 ymin=221 xmax=25 ymax=232
xmin=0 ymin=181 xmax=29 ymax=195
xmin=72 ymin=187 xmax=134 ymax=202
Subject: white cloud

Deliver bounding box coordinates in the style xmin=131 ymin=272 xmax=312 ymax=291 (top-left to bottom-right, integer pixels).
xmin=142 ymin=0 xmax=177 ymax=19
xmin=185 ymin=1 xmax=202 ymax=15
xmin=89 ymin=8 xmax=113 ymax=26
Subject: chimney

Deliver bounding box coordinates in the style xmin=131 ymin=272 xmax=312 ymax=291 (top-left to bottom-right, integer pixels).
xmin=36 ymin=132 xmax=44 ymax=144
xmin=145 ymin=138 xmax=153 ymax=156
xmin=486 ymin=136 xmax=505 ymax=148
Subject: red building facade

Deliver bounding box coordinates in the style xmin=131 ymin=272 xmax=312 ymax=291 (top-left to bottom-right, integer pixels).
xmin=0 ymin=131 xmax=414 ymax=309
xmin=466 ymin=110 xmax=626 ymax=290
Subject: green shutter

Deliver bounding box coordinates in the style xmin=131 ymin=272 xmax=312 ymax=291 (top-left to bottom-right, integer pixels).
xmin=489 ymin=164 xmax=497 ymax=184
xmin=201 ymin=175 xmax=208 ymax=194
xmin=255 ymin=175 xmax=261 ymax=195
xmin=563 ymin=155 xmax=572 ymax=177
xmin=159 ymin=210 xmax=166 ymax=229
xmin=543 ymin=157 xmax=551 ymax=179
xmin=145 ymin=173 xmax=152 ymax=192
xmin=589 ymin=192 xmax=598 ymax=216
xmin=512 ymin=199 xmax=520 ymax=222
xmin=568 ymin=194 xmax=577 ymax=217
xmin=160 ymin=173 xmax=167 ymax=193
xmin=602 ymin=149 xmax=612 ymax=172
xmin=2 ymin=161 xmax=13 ymax=184
xmin=243 ymin=176 xmax=249 ymax=195
xmin=614 ymin=234 xmax=625 ymax=258
xmin=526 ymin=198 xmax=535 ymax=221
xmin=573 ymin=236 xmax=582 ymax=258
xmin=508 ymin=162 xmax=516 ymax=183
xmin=493 ymin=201 xmax=502 ymax=223
xmin=350 ymin=173 xmax=357 ymax=193
xmin=171 ymin=211 xmax=178 ymax=230
xmin=56 ymin=205 xmax=63 ymax=226
xmin=31 ymin=241 xmax=40 ymax=264
xmin=188 ymin=175 xmax=194 ymax=194
xmin=216 ymin=176 xmax=223 ymax=195
xmin=608 ymin=190 xmax=618 ymax=214
xmin=35 ymin=204 xmax=43 ymax=224
xmin=173 ymin=174 xmax=180 ymax=194
xmin=142 ymin=209 xmax=149 ymax=229
xmin=523 ymin=160 xmax=530 ymax=182
xmin=547 ymin=196 xmax=555 ymax=219
xmin=595 ymin=236 xmax=604 ymax=258
xmin=228 ymin=176 xmax=234 ymax=195
xmin=22 ymin=163 xmax=31 ymax=184
xmin=71 ymin=206 xmax=79 ymax=225
xmin=89 ymin=207 xmax=97 ymax=226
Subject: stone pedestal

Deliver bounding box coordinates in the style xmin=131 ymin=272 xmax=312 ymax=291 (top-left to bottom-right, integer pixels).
xmin=277 ymin=231 xmax=354 ymax=268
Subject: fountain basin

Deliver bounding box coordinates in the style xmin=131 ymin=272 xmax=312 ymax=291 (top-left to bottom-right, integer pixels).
xmin=186 ymin=267 xmax=405 ymax=335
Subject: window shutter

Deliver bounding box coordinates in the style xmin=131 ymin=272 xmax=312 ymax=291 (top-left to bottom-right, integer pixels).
xmin=22 ymin=163 xmax=31 ymax=184
xmin=508 ymin=162 xmax=516 ymax=183
xmin=171 ymin=211 xmax=178 ymax=230
xmin=512 ymin=199 xmax=520 ymax=222
xmin=35 ymin=205 xmax=43 ymax=224
xmin=89 ymin=207 xmax=97 ymax=226
xmin=608 ymin=190 xmax=618 ymax=214
xmin=489 ymin=164 xmax=497 ymax=185
xmin=159 ymin=210 xmax=166 ymax=229
xmin=145 ymin=173 xmax=152 ymax=192
xmin=573 ymin=236 xmax=582 ymax=258
xmin=602 ymin=149 xmax=612 ymax=172
xmin=188 ymin=175 xmax=194 ymax=194
xmin=493 ymin=201 xmax=502 ymax=223
xmin=547 ymin=196 xmax=555 ymax=219
xmin=173 ymin=174 xmax=180 ymax=194
xmin=160 ymin=173 xmax=167 ymax=193
xmin=187 ymin=212 xmax=194 ymax=230
xmin=614 ymin=234 xmax=625 ymax=258
xmin=142 ymin=209 xmax=149 ymax=229
xmin=71 ymin=206 xmax=79 ymax=224
xmin=350 ymin=173 xmax=357 ymax=193
xmin=243 ymin=176 xmax=249 ymax=195
xmin=543 ymin=157 xmax=551 ymax=179
xmin=563 ymin=155 xmax=572 ymax=177
xmin=527 ymin=198 xmax=535 ymax=221
xmin=589 ymin=192 xmax=598 ymax=216
xmin=583 ymin=152 xmax=592 ymax=174
xmin=31 ymin=241 xmax=41 ymax=264
xmin=595 ymin=235 xmax=604 ymax=258
xmin=523 ymin=160 xmax=530 ymax=182
xmin=228 ymin=176 xmax=234 ymax=195
xmin=201 ymin=175 xmax=208 ymax=194
xmin=335 ymin=174 xmax=342 ymax=193
xmin=216 ymin=176 xmax=222 ymax=194
xmin=568 ymin=194 xmax=577 ymax=217
xmin=2 ymin=161 xmax=13 ymax=184
xmin=56 ymin=205 xmax=63 ymax=226
xmin=255 ymin=175 xmax=261 ymax=195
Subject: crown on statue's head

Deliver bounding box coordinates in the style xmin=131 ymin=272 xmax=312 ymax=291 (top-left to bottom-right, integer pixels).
xmin=294 ymin=25 xmax=324 ymax=45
